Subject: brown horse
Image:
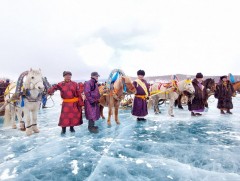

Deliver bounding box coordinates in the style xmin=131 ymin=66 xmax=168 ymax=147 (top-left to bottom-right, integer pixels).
xmin=232 ymin=81 xmax=240 ymax=93
xmin=175 ymin=78 xmax=216 ymax=109
xmin=99 ymin=76 xmax=136 ymax=126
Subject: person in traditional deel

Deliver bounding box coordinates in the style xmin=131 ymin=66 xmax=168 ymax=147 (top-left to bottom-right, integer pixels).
xmin=132 ymin=70 xmax=150 ymax=121
xmin=188 ymin=73 xmax=207 ymax=116
xmin=84 ymin=72 xmax=101 ymax=133
xmin=48 ymin=71 xmax=84 ymax=134
xmin=0 ymin=79 xmax=10 ymax=103
xmin=214 ymin=75 xmax=235 ymax=114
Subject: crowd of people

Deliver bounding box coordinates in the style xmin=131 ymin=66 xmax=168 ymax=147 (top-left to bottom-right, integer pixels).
xmin=46 ymin=70 xmax=235 ymax=134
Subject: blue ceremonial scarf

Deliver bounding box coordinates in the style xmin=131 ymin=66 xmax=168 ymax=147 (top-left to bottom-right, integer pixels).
xmin=111 ymin=72 xmax=120 ymax=83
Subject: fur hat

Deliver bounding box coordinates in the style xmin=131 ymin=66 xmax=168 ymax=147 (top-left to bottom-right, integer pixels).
xmin=137 ymin=70 xmax=145 ymax=76
xmin=196 ymin=72 xmax=203 ymax=78
xmin=91 ymin=72 xmax=100 ymax=77
xmin=220 ymin=75 xmax=227 ymax=80
xmin=63 ymin=71 xmax=72 ymax=77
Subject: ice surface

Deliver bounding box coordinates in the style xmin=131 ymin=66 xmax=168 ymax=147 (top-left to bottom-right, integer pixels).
xmin=0 ymin=93 xmax=240 ymax=181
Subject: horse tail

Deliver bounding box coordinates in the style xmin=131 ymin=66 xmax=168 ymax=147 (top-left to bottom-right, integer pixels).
xmin=4 ymin=104 xmax=11 ymax=127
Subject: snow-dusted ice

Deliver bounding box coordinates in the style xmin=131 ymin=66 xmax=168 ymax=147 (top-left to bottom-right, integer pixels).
xmin=0 ymin=93 xmax=240 ymax=181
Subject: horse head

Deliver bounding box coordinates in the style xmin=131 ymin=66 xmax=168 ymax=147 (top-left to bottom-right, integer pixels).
xmin=178 ymin=79 xmax=195 ymax=94
xmin=122 ymin=76 xmax=136 ymax=94
xmin=24 ymin=68 xmax=44 ymax=91
xmin=204 ymin=78 xmax=216 ymax=92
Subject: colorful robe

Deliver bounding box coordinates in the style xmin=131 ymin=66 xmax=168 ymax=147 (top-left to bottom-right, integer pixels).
xmin=132 ymin=79 xmax=150 ymax=117
xmin=84 ymin=78 xmax=100 ymax=121
xmin=48 ymin=81 xmax=84 ymax=127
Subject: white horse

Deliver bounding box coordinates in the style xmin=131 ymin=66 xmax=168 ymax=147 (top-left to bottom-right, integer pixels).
xmin=148 ymin=79 xmax=195 ymax=117
xmin=4 ymin=69 xmax=45 ymax=135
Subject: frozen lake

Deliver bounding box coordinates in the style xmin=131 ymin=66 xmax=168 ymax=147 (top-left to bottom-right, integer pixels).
xmin=0 ymin=93 xmax=240 ymax=181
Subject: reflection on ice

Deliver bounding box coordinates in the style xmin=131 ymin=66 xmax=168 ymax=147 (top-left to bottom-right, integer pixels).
xmin=0 ymin=94 xmax=239 ymax=180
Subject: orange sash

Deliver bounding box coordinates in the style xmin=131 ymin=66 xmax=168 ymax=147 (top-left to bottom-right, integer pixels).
xmin=135 ymin=95 xmax=147 ymax=100
xmin=63 ymin=97 xmax=79 ymax=103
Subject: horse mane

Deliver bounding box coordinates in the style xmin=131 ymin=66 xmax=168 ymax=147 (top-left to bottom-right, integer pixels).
xmin=15 ymin=71 xmax=29 ymax=94
xmin=114 ymin=76 xmax=123 ymax=90
xmin=122 ymin=76 xmax=132 ymax=84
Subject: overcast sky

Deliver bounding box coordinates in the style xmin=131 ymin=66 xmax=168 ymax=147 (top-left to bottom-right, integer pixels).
xmin=0 ymin=0 xmax=240 ymax=82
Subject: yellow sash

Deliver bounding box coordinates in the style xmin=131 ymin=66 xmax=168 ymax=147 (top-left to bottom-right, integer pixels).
xmin=135 ymin=79 xmax=149 ymax=97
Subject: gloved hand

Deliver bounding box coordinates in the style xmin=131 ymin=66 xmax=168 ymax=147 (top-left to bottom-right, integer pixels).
xmin=95 ymin=99 xmax=100 ymax=104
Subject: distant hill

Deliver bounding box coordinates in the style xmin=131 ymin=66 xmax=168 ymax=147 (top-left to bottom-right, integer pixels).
xmin=131 ymin=74 xmax=240 ymax=83
xmin=74 ymin=74 xmax=240 ymax=83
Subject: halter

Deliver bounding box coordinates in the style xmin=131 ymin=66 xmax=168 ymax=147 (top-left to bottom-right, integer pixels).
xmin=26 ymin=79 xmax=44 ymax=89
xmin=24 ymin=77 xmax=44 ymax=103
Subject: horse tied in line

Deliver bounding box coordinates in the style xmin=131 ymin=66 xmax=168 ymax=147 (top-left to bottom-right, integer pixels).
xmin=2 ymin=69 xmax=47 ymax=136
xmin=148 ymin=79 xmax=195 ymax=117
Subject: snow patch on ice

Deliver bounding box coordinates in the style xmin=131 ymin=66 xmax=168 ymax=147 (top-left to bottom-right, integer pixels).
xmin=70 ymin=160 xmax=79 ymax=175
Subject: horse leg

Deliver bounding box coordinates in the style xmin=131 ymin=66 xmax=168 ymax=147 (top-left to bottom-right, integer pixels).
xmin=25 ymin=109 xmax=32 ymax=136
xmin=168 ymin=99 xmax=175 ymax=117
xmin=32 ymin=109 xmax=39 ymax=133
xmin=107 ymin=106 xmax=112 ymax=126
xmin=17 ymin=108 xmax=26 ymax=131
xmin=11 ymin=106 xmax=17 ymax=129
xmin=3 ymin=105 xmax=11 ymax=127
xmin=204 ymin=100 xmax=209 ymax=108
xmin=153 ymin=98 xmax=160 ymax=114
xmin=169 ymin=93 xmax=179 ymax=117
xmin=114 ymin=107 xmax=120 ymax=124
xmin=100 ymin=105 xmax=105 ymax=119
xmin=178 ymin=95 xmax=184 ymax=109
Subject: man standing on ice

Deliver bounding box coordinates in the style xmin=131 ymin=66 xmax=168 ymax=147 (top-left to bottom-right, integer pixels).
xmin=84 ymin=72 xmax=101 ymax=133
xmin=214 ymin=75 xmax=235 ymax=114
xmin=48 ymin=71 xmax=84 ymax=134
xmin=188 ymin=72 xmax=207 ymax=116
xmin=132 ymin=70 xmax=150 ymax=121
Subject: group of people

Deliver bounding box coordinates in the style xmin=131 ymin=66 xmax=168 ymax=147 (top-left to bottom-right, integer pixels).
xmin=189 ymin=73 xmax=235 ymax=116
xmin=48 ymin=70 xmax=235 ymax=134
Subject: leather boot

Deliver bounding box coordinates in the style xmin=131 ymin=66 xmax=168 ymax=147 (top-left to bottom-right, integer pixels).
xmin=70 ymin=126 xmax=75 ymax=132
xmin=61 ymin=127 xmax=66 ymax=134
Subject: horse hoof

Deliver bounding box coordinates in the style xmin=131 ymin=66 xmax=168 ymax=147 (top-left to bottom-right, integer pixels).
xmin=26 ymin=132 xmax=32 ymax=136
xmin=12 ymin=125 xmax=17 ymax=129
xmin=102 ymin=116 xmax=106 ymax=119
xmin=33 ymin=129 xmax=40 ymax=133
xmin=32 ymin=125 xmax=40 ymax=133
xmin=20 ymin=128 xmax=26 ymax=131
xmin=107 ymin=121 xmax=111 ymax=126
xmin=26 ymin=128 xmax=33 ymax=136
xmin=171 ymin=115 xmax=174 ymax=117
xmin=116 ymin=121 xmax=120 ymax=125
